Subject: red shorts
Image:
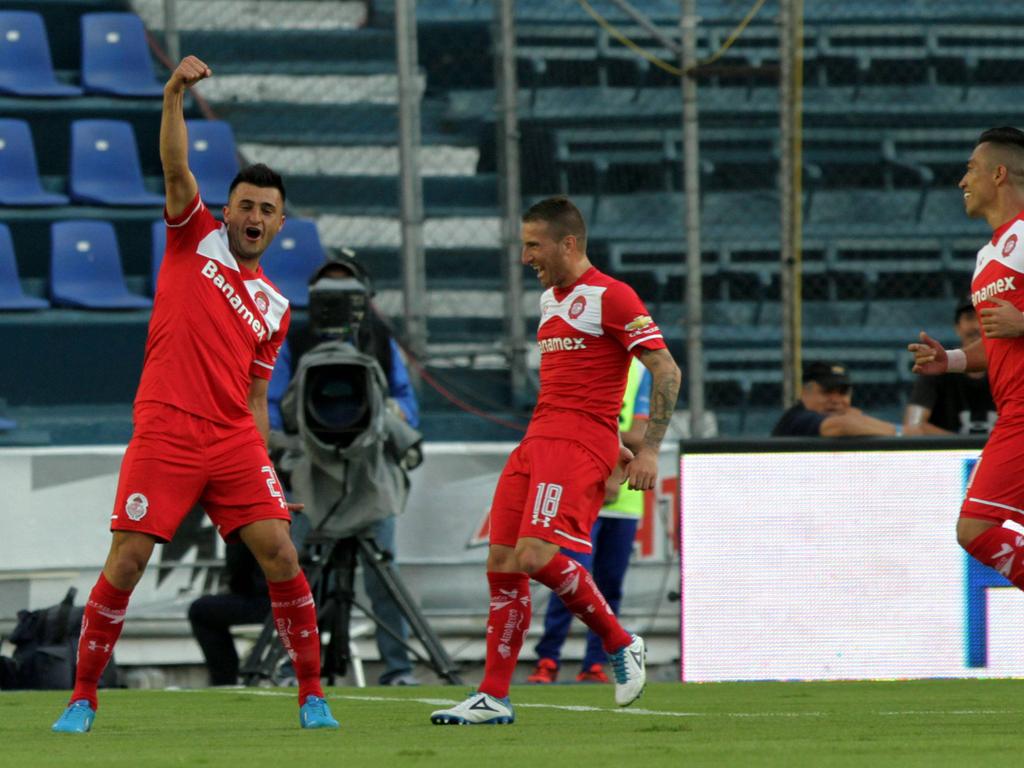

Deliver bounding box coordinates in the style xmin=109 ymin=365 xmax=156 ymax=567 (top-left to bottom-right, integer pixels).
xmin=111 ymin=402 xmax=290 ymax=542
xmin=961 ymin=419 xmax=1024 ymax=526
xmin=488 ymin=437 xmax=607 ymax=553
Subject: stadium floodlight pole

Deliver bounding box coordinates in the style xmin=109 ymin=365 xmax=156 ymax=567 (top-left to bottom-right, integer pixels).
xmin=395 ymin=0 xmax=429 ymax=375
xmin=778 ymin=0 xmax=803 ymax=405
xmin=494 ymin=0 xmax=529 ymax=408
xmin=681 ymin=0 xmax=707 ymax=438
xmin=163 ymin=0 xmax=179 ymax=63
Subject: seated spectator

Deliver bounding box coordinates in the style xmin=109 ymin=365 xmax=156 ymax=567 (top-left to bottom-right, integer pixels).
xmin=772 ymin=361 xmax=899 ymax=437
xmin=188 ymin=540 xmax=270 ymax=686
xmin=903 ymin=297 xmax=996 ymax=436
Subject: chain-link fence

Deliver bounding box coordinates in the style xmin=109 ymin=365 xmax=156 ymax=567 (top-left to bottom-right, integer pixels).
xmin=497 ymin=0 xmax=1024 ymax=436
xmin=9 ymin=0 xmax=1022 ymax=440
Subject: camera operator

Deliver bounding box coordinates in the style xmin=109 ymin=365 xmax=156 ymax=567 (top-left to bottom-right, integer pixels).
xmin=271 ymin=251 xmax=421 ymax=686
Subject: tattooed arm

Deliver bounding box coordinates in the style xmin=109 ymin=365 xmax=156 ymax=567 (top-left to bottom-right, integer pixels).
xmin=622 ymin=347 xmax=681 ymax=491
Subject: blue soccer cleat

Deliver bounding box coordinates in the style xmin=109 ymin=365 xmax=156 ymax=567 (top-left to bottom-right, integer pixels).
xmin=52 ymin=699 xmax=95 ymax=733
xmin=299 ymin=695 xmax=339 ymax=729
xmin=430 ymin=692 xmax=515 ymax=725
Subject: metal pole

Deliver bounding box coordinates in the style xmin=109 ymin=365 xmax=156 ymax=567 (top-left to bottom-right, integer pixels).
xmin=607 ymin=0 xmax=681 ymax=55
xmin=163 ymin=0 xmax=180 ymax=63
xmin=395 ymin=0 xmax=428 ymax=369
xmin=681 ymin=0 xmax=705 ymax=438
xmin=778 ymin=0 xmax=801 ymax=405
xmin=494 ymin=0 xmax=528 ymax=408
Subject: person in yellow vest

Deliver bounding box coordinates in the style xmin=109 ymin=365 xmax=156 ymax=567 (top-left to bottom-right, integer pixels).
xmin=527 ymin=357 xmax=650 ymax=683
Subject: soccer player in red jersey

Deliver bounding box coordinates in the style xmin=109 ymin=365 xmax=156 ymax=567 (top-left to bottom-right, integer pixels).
xmin=52 ymin=56 xmax=338 ymax=732
xmin=910 ymin=126 xmax=1024 ymax=598
xmin=431 ymin=197 xmax=681 ymax=725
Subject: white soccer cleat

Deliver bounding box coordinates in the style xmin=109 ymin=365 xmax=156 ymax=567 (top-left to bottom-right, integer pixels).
xmin=608 ymin=633 xmax=646 ymax=706
xmin=430 ymin=691 xmax=515 ymax=725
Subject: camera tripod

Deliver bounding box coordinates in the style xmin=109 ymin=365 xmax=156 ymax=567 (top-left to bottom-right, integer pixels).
xmin=240 ymin=529 xmax=463 ymax=686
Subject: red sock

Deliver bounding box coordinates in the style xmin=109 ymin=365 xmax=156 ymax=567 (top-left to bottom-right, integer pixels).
xmin=478 ymin=572 xmax=531 ymax=699
xmin=71 ymin=572 xmax=131 ymax=709
xmin=533 ymin=553 xmax=632 ymax=653
xmin=965 ymin=526 xmax=1024 ymax=588
xmin=267 ymin=572 xmax=323 ymax=705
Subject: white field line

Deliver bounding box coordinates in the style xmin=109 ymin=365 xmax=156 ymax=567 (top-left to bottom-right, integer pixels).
xmin=204 ymin=689 xmax=1015 ymax=718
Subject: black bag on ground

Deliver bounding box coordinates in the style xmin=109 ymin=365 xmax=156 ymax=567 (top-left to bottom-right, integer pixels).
xmin=6 ymin=587 xmax=118 ymax=690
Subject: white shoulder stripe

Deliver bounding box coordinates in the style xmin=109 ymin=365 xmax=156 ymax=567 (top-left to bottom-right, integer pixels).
xmin=166 ymin=198 xmax=204 ymax=229
xmin=253 ymin=360 xmax=275 ymax=370
xmin=627 ymin=333 xmax=663 ymax=351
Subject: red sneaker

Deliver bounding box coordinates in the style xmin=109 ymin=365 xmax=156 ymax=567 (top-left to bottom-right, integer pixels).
xmin=527 ymin=658 xmax=558 ymax=684
xmin=576 ymin=663 xmax=610 ymax=683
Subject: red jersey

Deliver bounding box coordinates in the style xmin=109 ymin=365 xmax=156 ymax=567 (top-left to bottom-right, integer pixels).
xmin=134 ymin=194 xmax=291 ymax=425
xmin=524 ymin=266 xmax=666 ymax=470
xmin=972 ymin=212 xmax=1024 ymax=420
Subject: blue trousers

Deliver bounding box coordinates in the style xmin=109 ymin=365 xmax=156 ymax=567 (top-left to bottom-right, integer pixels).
xmin=533 ymin=516 xmax=639 ymax=669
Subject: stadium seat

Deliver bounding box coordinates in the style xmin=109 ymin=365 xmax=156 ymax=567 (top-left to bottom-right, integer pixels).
xmin=150 ymin=219 xmax=165 ymax=294
xmin=0 ymin=11 xmax=82 ymax=96
xmin=0 ymin=119 xmax=69 ymax=206
xmin=80 ymin=13 xmax=163 ymax=97
xmin=260 ymin=219 xmax=328 ymax=308
xmin=69 ymin=120 xmax=165 ymax=206
xmin=0 ymin=223 xmax=48 ymax=309
xmin=186 ymin=120 xmax=241 ymax=207
xmin=50 ymin=221 xmax=152 ymax=309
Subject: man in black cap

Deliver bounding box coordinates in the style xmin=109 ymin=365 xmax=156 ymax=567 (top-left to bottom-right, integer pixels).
xmin=772 ymin=361 xmax=901 ymax=437
xmin=903 ymin=297 xmax=996 ymax=435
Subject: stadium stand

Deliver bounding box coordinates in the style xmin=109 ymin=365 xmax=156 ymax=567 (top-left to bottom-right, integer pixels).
xmin=0 ymin=10 xmax=82 ymax=97
xmin=184 ymin=119 xmax=241 ymax=207
xmin=0 ymin=0 xmax=1020 ymax=444
xmin=0 ymin=119 xmax=70 ymax=206
xmin=80 ymin=12 xmax=164 ymax=97
xmin=49 ymin=220 xmax=153 ymax=309
xmin=0 ymin=224 xmax=49 ymax=310
xmin=69 ymin=119 xmax=165 ymax=206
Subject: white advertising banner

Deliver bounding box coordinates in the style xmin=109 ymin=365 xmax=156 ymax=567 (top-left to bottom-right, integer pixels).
xmin=679 ymin=445 xmax=1024 ymax=681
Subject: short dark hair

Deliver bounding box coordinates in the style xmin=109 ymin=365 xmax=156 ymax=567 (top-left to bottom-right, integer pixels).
xmin=228 ymin=163 xmax=286 ymax=203
xmin=977 ymin=126 xmax=1024 ymax=152
xmin=954 ymin=294 xmax=975 ymax=324
xmin=976 ymin=127 xmax=1024 ymax=188
xmin=522 ymin=196 xmax=587 ymax=252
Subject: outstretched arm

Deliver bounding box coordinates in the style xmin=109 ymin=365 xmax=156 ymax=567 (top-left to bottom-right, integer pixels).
xmin=908 ymin=331 xmax=987 ymax=375
xmin=623 ymin=347 xmax=681 ymax=491
xmin=161 ymin=55 xmax=211 ymax=218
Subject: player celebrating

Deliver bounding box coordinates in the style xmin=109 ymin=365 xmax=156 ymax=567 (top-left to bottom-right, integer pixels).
xmin=52 ymin=56 xmax=338 ymax=733
xmin=909 ymin=126 xmax=1024 ymax=599
xmin=431 ymin=197 xmax=681 ymax=725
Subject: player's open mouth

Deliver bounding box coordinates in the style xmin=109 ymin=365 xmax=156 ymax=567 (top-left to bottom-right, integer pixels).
xmin=245 ymin=227 xmax=262 ymax=241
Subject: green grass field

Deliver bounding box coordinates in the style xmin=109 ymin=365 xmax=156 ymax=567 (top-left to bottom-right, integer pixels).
xmin=4 ymin=679 xmax=1022 ymax=767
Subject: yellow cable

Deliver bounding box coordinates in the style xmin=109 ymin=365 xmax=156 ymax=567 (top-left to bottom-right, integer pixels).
xmin=576 ymin=0 xmax=769 ymax=77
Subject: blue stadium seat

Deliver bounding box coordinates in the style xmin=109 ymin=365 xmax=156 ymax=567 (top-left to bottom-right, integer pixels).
xmin=150 ymin=219 xmax=165 ymax=294
xmin=69 ymin=120 xmax=164 ymax=206
xmin=0 ymin=11 xmax=82 ymax=96
xmin=50 ymin=221 xmax=152 ymax=309
xmin=80 ymin=13 xmax=163 ymax=97
xmin=0 ymin=223 xmax=48 ymax=309
xmin=261 ymin=219 xmax=327 ymax=307
xmin=186 ymin=120 xmax=241 ymax=207
xmin=0 ymin=119 xmax=69 ymax=206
